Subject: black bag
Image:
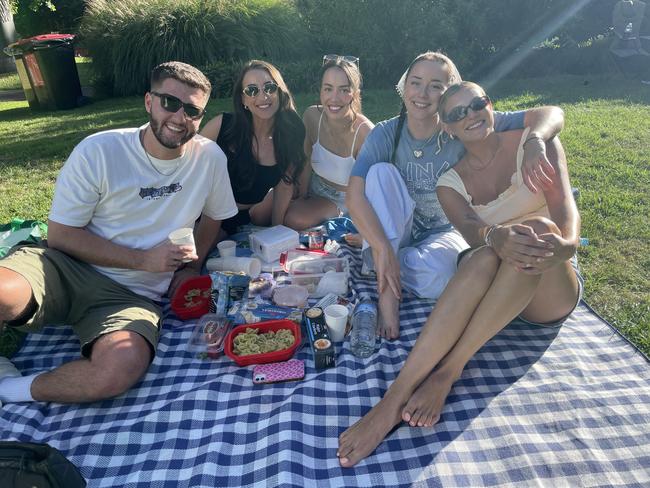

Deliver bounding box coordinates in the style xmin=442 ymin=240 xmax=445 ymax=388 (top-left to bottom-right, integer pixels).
xmin=0 ymin=441 xmax=86 ymax=488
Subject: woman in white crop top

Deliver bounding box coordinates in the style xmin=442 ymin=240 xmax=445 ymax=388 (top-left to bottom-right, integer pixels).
xmin=284 ymin=56 xmax=373 ymax=237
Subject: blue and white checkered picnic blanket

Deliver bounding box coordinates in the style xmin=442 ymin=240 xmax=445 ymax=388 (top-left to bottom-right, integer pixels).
xmin=1 ymin=246 xmax=649 ymax=487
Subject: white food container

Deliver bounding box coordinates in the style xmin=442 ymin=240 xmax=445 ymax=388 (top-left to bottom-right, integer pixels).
xmin=249 ymin=225 xmax=300 ymax=263
xmin=286 ymin=255 xmax=349 ymax=298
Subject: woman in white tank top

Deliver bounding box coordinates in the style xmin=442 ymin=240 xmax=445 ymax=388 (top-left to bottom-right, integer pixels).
xmin=284 ymin=56 xmax=373 ymax=240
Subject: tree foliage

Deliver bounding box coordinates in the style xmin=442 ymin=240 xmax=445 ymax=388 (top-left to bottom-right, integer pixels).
xmin=10 ymin=0 xmax=84 ymax=37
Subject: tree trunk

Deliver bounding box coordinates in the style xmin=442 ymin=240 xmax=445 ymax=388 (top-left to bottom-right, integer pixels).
xmin=1 ymin=0 xmax=17 ymax=73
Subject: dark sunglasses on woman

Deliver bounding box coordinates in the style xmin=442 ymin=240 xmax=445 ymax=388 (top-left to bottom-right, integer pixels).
xmin=242 ymin=81 xmax=279 ymax=98
xmin=443 ymin=95 xmax=491 ymax=123
xmin=150 ymin=91 xmax=206 ymax=120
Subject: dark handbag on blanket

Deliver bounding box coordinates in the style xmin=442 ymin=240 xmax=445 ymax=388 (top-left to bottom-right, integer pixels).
xmin=0 ymin=219 xmax=48 ymax=258
xmin=0 ymin=441 xmax=86 ymax=488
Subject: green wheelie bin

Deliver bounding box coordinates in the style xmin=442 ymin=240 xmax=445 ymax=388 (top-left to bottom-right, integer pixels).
xmin=3 ymin=34 xmax=82 ymax=110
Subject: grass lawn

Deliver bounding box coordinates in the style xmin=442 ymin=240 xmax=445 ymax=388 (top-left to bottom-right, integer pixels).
xmin=0 ymin=73 xmax=648 ymax=358
xmin=0 ymin=57 xmax=94 ymax=91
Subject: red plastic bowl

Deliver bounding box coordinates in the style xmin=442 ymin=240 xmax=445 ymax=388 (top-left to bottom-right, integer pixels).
xmin=224 ymin=319 xmax=301 ymax=366
xmin=170 ymin=275 xmax=212 ymax=320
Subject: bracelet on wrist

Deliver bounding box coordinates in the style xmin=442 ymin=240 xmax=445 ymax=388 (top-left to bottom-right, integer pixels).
xmin=484 ymin=224 xmax=498 ymax=247
xmin=523 ymin=134 xmax=544 ymax=148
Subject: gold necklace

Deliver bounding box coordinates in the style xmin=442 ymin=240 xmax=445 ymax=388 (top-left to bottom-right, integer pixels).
xmin=141 ymin=128 xmax=180 ymax=176
xmin=467 ymin=135 xmax=501 ymax=171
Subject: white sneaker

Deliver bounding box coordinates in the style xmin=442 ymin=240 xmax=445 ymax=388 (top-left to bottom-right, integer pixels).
xmin=0 ymin=356 xmax=21 ymax=379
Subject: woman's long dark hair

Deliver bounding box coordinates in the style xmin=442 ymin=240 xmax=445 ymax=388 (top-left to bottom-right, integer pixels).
xmin=224 ymin=60 xmax=305 ymax=191
xmin=390 ymin=51 xmax=461 ymax=164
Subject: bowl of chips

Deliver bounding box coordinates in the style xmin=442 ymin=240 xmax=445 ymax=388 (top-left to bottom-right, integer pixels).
xmin=170 ymin=275 xmax=212 ymax=320
xmin=224 ymin=319 xmax=301 ymax=366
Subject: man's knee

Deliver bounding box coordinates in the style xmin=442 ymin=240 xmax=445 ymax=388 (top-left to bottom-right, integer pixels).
xmin=0 ymin=267 xmax=35 ymax=320
xmin=522 ymin=216 xmax=560 ymax=236
xmin=87 ymin=331 xmax=152 ymax=399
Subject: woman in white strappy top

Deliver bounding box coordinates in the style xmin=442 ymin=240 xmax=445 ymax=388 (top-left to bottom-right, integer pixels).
xmin=284 ymin=55 xmax=373 ymax=237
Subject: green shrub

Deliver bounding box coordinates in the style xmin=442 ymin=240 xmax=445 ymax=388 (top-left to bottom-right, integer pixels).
xmin=11 ymin=0 xmax=86 ymax=37
xmin=296 ymin=0 xmax=623 ymax=88
xmin=513 ymin=36 xmax=618 ymax=78
xmin=271 ymin=59 xmax=321 ymax=94
xmin=199 ymin=58 xmax=320 ymax=103
xmin=199 ymin=59 xmax=245 ymax=100
xmin=80 ymin=0 xmax=309 ymax=96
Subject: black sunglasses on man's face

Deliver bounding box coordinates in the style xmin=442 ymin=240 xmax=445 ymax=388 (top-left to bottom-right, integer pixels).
xmin=150 ymin=91 xmax=206 ymax=120
xmin=443 ymin=95 xmax=491 ymax=123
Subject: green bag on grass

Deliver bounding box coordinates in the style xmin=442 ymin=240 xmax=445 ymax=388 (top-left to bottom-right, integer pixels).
xmin=0 ymin=219 xmax=44 ymax=358
xmin=0 ymin=219 xmax=47 ymax=259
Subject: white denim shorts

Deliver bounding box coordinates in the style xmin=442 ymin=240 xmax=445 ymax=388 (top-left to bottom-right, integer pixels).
xmin=309 ymin=172 xmax=347 ymax=214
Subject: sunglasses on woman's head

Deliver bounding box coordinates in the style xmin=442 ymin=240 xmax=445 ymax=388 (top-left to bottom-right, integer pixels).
xmin=322 ymin=54 xmax=359 ymax=67
xmin=443 ymin=95 xmax=491 ymax=123
xmin=150 ymin=91 xmax=206 ymax=120
xmin=242 ymin=81 xmax=279 ymax=98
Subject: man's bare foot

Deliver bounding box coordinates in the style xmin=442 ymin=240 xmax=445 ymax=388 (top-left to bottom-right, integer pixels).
xmin=401 ymin=368 xmax=456 ymax=427
xmin=338 ymin=393 xmax=405 ymax=467
xmin=343 ymin=233 xmax=363 ymax=248
xmin=377 ymin=289 xmax=400 ymax=339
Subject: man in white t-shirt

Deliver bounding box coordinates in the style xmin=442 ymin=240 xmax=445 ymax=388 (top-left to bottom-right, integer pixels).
xmin=0 ymin=61 xmax=237 ymax=405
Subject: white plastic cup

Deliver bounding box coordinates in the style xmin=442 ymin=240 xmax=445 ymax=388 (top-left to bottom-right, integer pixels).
xmin=324 ymin=304 xmax=349 ymax=342
xmin=206 ymin=256 xmax=262 ymax=278
xmin=168 ymin=227 xmax=196 ymax=263
xmin=217 ymin=240 xmax=236 ymax=257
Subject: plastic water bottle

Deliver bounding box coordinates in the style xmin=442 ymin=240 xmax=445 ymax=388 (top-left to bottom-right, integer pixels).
xmin=350 ymin=295 xmax=377 ymax=358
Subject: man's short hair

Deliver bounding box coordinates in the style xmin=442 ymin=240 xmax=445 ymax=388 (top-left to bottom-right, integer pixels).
xmin=150 ymin=61 xmax=211 ymax=96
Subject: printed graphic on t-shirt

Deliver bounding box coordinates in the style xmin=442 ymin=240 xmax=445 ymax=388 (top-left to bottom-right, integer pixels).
xmin=399 ymin=160 xmax=451 ymax=239
xmin=403 ymin=160 xmax=451 ymax=184
xmin=139 ymin=183 xmax=182 ymax=200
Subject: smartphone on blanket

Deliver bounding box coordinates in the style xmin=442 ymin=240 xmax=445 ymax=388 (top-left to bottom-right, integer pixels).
xmin=253 ymin=359 xmax=305 ymax=384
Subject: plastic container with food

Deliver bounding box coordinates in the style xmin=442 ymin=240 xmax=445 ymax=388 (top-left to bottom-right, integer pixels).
xmin=272 ymin=284 xmax=309 ymax=308
xmin=224 ymin=319 xmax=302 ymax=366
xmin=187 ymin=314 xmax=233 ymax=359
xmin=279 ymin=249 xmax=330 ymax=272
xmin=170 ymin=275 xmax=212 ymax=320
xmin=282 ymin=254 xmax=349 ymax=298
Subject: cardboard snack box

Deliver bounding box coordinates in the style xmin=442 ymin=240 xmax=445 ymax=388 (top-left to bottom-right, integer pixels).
xmin=303 ymin=307 xmax=335 ymax=370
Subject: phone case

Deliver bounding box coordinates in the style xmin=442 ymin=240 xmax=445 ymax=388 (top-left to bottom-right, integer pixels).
xmin=253 ymin=359 xmax=305 ymax=384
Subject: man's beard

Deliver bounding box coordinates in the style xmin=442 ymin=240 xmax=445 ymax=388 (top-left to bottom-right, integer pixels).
xmin=149 ymin=115 xmax=196 ymax=149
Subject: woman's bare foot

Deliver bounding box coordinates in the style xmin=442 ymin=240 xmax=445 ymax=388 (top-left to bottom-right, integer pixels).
xmin=343 ymin=233 xmax=363 ymax=248
xmin=401 ymin=368 xmax=457 ymax=427
xmin=377 ymin=289 xmax=400 ymax=339
xmin=338 ymin=393 xmax=405 ymax=467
